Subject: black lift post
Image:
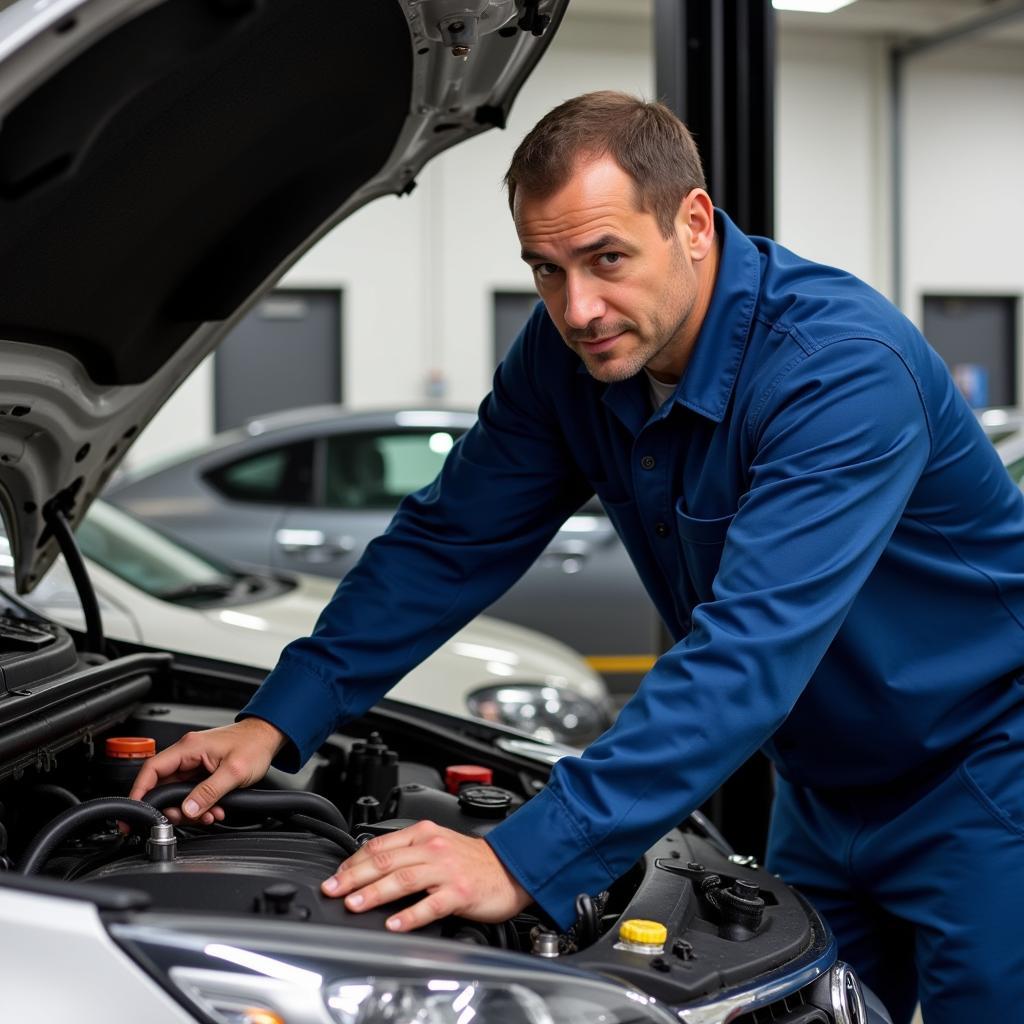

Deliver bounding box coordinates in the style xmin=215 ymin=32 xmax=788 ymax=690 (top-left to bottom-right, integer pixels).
xmin=653 ymin=0 xmax=777 ymax=858
xmin=654 ymin=0 xmax=775 ymax=237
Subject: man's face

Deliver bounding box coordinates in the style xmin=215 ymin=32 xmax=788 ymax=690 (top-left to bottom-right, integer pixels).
xmin=514 ymin=155 xmax=706 ymax=383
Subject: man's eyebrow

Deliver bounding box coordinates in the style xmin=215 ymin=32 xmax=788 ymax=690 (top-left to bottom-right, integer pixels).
xmin=572 ymin=234 xmax=629 ymax=257
xmin=520 ymin=234 xmax=630 ymax=263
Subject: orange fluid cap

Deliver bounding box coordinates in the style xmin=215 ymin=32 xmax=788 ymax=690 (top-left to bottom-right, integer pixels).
xmin=445 ymin=764 xmax=493 ymax=794
xmin=105 ymin=737 xmax=157 ymax=759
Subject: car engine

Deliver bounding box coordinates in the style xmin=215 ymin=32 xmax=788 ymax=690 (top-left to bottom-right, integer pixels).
xmin=0 ymin=613 xmax=856 ymax=1020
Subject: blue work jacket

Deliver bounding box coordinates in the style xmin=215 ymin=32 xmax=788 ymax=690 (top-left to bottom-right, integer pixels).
xmin=241 ymin=211 xmax=1024 ymax=929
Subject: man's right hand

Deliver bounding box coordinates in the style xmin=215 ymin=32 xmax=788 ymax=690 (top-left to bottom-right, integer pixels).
xmin=128 ymin=717 xmax=287 ymax=825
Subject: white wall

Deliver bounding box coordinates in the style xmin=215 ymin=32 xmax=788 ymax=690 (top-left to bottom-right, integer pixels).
xmin=776 ymin=29 xmax=891 ymax=293
xmin=129 ymin=13 xmax=1024 ymax=468
xmin=902 ymin=40 xmax=1024 ymax=370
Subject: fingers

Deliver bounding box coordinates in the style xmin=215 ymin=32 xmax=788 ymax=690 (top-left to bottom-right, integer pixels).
xmin=127 ymin=720 xmax=281 ymax=822
xmin=128 ymin=747 xmax=194 ymax=802
xmin=321 ymin=842 xmax=432 ymax=905
xmin=181 ymin=758 xmax=250 ymax=819
xmin=161 ymin=805 xmax=226 ymax=826
xmin=128 ymin=730 xmax=217 ymax=803
xmin=387 ymin=892 xmax=457 ymax=933
xmin=318 ymin=822 xmax=531 ymax=933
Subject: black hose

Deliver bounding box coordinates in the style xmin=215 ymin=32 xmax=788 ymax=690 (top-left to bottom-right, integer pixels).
xmin=574 ymin=893 xmax=599 ymax=947
xmin=288 ymin=813 xmax=359 ymax=856
xmin=19 ymin=798 xmax=165 ymax=875
xmin=143 ymin=784 xmax=351 ymax=832
xmin=31 ymin=784 xmax=82 ymax=809
xmin=45 ymin=506 xmax=104 ymax=655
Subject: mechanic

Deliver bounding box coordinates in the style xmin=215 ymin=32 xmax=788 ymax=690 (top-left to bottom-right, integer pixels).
xmin=131 ymin=92 xmax=1024 ymax=1024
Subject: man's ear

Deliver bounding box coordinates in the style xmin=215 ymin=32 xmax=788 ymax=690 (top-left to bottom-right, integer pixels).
xmin=676 ymin=189 xmax=715 ymax=262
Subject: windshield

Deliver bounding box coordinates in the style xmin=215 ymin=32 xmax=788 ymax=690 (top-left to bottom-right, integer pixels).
xmin=77 ymin=500 xmax=235 ymax=598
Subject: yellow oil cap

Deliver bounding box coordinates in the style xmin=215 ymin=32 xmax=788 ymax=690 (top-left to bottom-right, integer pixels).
xmin=619 ymin=919 xmax=667 ymax=946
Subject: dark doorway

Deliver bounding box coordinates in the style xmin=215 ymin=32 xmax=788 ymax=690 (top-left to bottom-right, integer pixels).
xmin=923 ymin=295 xmax=1018 ymax=409
xmin=493 ymin=291 xmax=540 ymax=367
xmin=214 ymin=288 xmax=343 ymax=432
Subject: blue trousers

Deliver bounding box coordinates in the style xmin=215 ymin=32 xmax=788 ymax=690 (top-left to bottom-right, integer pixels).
xmin=766 ymin=707 xmax=1024 ymax=1024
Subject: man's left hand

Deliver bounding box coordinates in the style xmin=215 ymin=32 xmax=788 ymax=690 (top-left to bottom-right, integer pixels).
xmin=321 ymin=820 xmax=532 ymax=931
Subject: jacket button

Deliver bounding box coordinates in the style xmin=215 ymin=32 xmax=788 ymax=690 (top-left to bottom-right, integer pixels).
xmin=640 ymin=455 xmax=656 ymax=470
xmin=655 ymin=521 xmax=670 ymax=538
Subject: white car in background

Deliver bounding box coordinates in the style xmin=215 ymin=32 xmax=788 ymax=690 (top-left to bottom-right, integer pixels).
xmin=0 ymin=500 xmax=613 ymax=747
xmin=996 ymin=427 xmax=1024 ymax=488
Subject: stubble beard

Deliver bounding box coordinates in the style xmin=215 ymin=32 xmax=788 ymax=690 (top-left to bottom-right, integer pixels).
xmin=577 ymin=293 xmax=695 ymax=385
xmin=572 ymin=242 xmax=695 ymax=384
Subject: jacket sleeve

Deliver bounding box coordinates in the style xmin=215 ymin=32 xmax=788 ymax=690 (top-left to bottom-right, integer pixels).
xmin=486 ymin=337 xmax=932 ymax=929
xmin=238 ymin=307 xmax=592 ymax=770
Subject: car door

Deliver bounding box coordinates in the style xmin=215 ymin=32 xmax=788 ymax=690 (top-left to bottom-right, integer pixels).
xmin=199 ymin=438 xmax=317 ymax=568
xmin=270 ymin=426 xmax=459 ymax=580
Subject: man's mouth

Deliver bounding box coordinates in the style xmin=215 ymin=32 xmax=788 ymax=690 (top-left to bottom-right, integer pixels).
xmin=579 ymin=331 xmax=625 ymax=354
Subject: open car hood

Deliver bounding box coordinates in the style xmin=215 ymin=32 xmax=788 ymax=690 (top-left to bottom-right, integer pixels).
xmin=0 ymin=0 xmax=565 ymax=592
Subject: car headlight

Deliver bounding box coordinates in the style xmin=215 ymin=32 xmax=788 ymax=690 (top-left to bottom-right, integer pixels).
xmin=466 ymin=684 xmax=608 ymax=746
xmin=111 ymin=925 xmax=679 ymax=1024
xmin=324 ymin=975 xmax=674 ymax=1024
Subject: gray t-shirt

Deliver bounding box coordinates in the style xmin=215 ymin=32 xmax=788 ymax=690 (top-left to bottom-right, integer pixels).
xmin=645 ymin=369 xmax=678 ymax=410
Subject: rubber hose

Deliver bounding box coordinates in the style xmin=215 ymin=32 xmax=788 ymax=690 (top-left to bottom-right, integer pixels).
xmin=575 ymin=893 xmax=599 ymax=947
xmin=288 ymin=813 xmax=360 ymax=856
xmin=144 ymin=784 xmax=350 ymax=832
xmin=30 ymin=784 xmax=82 ymax=809
xmin=20 ymin=798 xmax=165 ymax=876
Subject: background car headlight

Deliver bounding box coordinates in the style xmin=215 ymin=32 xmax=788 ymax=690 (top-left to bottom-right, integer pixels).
xmin=465 ymin=684 xmax=609 ymax=746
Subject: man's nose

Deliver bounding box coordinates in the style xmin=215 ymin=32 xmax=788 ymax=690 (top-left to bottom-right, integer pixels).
xmin=563 ymin=274 xmax=605 ymax=330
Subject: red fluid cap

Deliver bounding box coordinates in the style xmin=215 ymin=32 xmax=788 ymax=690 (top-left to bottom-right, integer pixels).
xmin=445 ymin=764 xmax=493 ymax=794
xmin=105 ymin=737 xmax=157 ymax=759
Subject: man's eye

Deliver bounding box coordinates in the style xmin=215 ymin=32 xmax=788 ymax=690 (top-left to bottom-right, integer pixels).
xmin=533 ymin=263 xmax=560 ymax=278
xmin=597 ymin=252 xmax=623 ymax=267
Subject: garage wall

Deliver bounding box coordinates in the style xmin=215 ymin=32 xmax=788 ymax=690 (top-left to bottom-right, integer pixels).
xmin=902 ymin=40 xmax=1024 ymax=398
xmin=127 ymin=13 xmax=1024 ymax=469
xmin=776 ymin=30 xmax=890 ymax=294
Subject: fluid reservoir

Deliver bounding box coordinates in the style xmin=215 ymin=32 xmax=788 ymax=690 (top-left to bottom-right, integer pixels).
xmin=94 ymin=736 xmax=156 ymax=796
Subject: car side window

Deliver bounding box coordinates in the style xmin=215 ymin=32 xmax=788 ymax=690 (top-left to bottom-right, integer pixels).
xmin=205 ymin=440 xmax=315 ymax=504
xmin=324 ymin=430 xmax=460 ymax=510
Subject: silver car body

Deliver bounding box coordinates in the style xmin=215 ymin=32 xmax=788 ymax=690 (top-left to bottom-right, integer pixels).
xmin=107 ymin=406 xmax=663 ymax=694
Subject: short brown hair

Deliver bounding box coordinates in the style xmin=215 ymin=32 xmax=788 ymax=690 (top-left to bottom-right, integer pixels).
xmin=504 ymin=91 xmax=707 ymax=237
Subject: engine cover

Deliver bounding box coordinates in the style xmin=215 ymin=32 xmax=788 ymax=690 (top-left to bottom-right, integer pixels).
xmin=80 ymin=831 xmax=448 ymax=938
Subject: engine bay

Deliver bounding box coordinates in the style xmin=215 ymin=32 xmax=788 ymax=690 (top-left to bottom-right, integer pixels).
xmin=0 ymin=611 xmax=823 ymax=1009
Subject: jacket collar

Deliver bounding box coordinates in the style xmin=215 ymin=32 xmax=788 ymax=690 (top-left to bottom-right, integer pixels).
xmin=587 ymin=210 xmax=761 ymax=437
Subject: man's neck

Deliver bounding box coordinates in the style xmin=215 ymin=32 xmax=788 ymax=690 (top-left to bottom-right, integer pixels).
xmin=647 ymin=236 xmax=721 ymax=385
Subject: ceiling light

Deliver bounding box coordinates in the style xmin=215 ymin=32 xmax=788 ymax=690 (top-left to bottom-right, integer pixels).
xmin=772 ymin=0 xmax=857 ymax=12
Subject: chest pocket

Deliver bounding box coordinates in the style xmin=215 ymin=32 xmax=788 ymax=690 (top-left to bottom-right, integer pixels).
xmin=674 ymin=499 xmax=736 ymax=604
